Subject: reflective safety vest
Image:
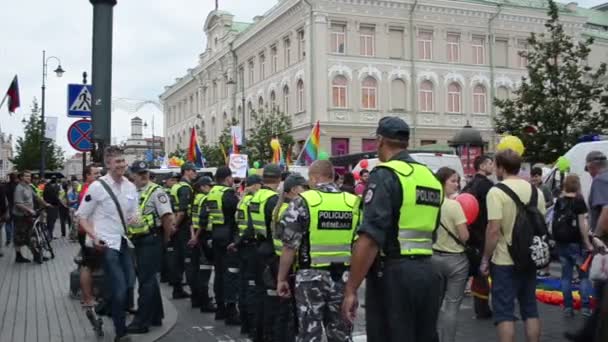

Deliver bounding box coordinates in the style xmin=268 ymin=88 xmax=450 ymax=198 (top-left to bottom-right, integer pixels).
xmin=377 ymin=160 xmax=443 ymax=256
xmin=273 ymin=203 xmax=289 ymax=255
xmin=191 ymin=193 xmax=208 ymax=230
xmin=248 ymin=188 xmax=277 ymax=238
xmin=170 ymin=181 xmax=193 ymax=216
xmin=236 ymin=194 xmax=254 ymax=234
xmin=127 ymin=183 xmax=161 ymax=238
xmin=205 ymin=185 xmax=231 ymax=225
xmin=300 ymin=190 xmax=360 ymax=268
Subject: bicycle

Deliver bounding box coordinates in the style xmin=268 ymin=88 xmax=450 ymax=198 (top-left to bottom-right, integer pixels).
xmin=30 ymin=209 xmax=55 ymax=260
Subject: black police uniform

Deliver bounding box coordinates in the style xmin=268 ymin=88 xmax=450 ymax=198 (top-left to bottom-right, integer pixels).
xmin=168 ymin=178 xmax=193 ymax=297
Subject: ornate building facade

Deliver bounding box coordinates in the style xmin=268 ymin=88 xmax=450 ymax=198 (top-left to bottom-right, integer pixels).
xmin=160 ymin=0 xmax=608 ymax=156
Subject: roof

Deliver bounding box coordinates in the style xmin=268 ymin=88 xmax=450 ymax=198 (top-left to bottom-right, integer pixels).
xmin=576 ymin=6 xmax=608 ymax=27
xmin=231 ymin=21 xmax=252 ymax=33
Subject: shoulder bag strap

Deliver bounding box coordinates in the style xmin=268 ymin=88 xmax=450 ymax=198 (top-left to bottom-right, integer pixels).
xmin=440 ymin=222 xmax=466 ymax=247
xmin=98 ymin=179 xmax=128 ymax=235
xmin=495 ymin=183 xmax=525 ymax=208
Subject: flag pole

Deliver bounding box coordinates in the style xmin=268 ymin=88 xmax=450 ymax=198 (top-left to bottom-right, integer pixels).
xmin=0 ymin=93 xmax=8 ymax=111
xmin=295 ymin=121 xmax=318 ymax=164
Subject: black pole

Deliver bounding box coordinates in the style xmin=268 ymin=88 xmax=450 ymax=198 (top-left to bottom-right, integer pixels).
xmin=82 ymin=71 xmax=88 ymax=180
xmin=90 ymin=0 xmax=116 ymax=162
xmin=40 ymin=50 xmax=47 ymax=179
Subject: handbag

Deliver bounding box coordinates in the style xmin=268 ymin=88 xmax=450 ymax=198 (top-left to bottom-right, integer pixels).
xmin=589 ymin=252 xmax=608 ymax=282
xmin=440 ymin=223 xmax=482 ymax=276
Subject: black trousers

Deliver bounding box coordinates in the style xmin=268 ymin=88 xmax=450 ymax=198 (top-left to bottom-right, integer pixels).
xmin=59 ymin=206 xmax=70 ymax=237
xmin=46 ymin=207 xmax=59 ymax=238
xmin=167 ymin=227 xmax=188 ymax=288
xmin=366 ymin=257 xmax=441 ymax=342
xmin=212 ymin=241 xmax=239 ymax=305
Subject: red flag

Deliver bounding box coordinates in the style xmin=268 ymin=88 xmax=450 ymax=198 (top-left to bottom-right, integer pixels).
xmin=232 ymin=132 xmax=239 ymax=154
xmin=4 ymin=75 xmax=20 ymax=115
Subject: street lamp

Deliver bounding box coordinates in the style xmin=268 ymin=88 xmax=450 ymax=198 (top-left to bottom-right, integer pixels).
xmin=40 ymin=50 xmax=65 ymax=179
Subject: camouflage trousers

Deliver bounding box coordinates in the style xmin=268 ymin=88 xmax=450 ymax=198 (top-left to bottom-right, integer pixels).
xmin=294 ymin=269 xmax=352 ymax=342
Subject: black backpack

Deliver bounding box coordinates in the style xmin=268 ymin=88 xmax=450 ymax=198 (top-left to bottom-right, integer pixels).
xmin=552 ymin=197 xmax=580 ymax=243
xmin=495 ymin=183 xmax=551 ymax=273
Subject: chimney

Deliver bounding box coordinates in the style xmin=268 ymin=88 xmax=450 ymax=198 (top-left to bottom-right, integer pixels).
xmin=566 ymin=2 xmax=578 ymax=12
xmin=131 ymin=116 xmax=143 ymax=139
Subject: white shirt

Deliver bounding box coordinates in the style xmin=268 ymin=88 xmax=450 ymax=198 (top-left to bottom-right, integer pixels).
xmin=76 ymin=174 xmax=138 ymax=251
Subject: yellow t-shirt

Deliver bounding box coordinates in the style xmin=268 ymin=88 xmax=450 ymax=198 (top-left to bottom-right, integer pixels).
xmin=486 ymin=178 xmax=546 ymax=266
xmin=433 ymin=198 xmax=468 ymax=253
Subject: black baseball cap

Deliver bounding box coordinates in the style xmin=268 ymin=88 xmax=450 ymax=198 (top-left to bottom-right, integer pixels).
xmin=263 ymin=164 xmax=282 ymax=179
xmin=376 ymin=116 xmax=410 ymax=141
xmin=181 ymin=162 xmax=197 ymax=173
xmin=195 ymin=176 xmax=214 ymax=187
xmin=245 ymin=174 xmax=263 ymax=187
xmin=283 ymin=174 xmax=307 ymax=193
xmin=130 ymin=160 xmax=149 ymax=174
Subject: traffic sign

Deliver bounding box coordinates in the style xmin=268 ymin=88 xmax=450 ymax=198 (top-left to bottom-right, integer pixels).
xmin=67 ymin=84 xmax=93 ymax=118
xmin=67 ymin=119 xmax=93 ymax=152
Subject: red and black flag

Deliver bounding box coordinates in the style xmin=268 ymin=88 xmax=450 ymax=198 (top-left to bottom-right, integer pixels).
xmin=2 ymin=75 xmax=20 ymax=115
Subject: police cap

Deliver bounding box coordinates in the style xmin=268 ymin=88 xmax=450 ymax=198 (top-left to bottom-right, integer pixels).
xmin=130 ymin=160 xmax=149 ymax=174
xmin=195 ymin=176 xmax=214 ymax=187
xmin=169 ymin=171 xmax=181 ymax=179
xmin=376 ymin=116 xmax=410 ymax=141
xmin=263 ymin=164 xmax=282 ymax=179
xmin=245 ymin=174 xmax=263 ymax=187
xmin=283 ymin=174 xmax=307 ymax=193
xmin=181 ymin=162 xmax=197 ymax=173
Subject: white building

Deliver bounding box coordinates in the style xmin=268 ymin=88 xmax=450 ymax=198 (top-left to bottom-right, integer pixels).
xmin=160 ymin=0 xmax=608 ymax=157
xmin=63 ymin=152 xmax=90 ymax=180
xmin=0 ymin=133 xmax=13 ymax=180
xmin=122 ymin=117 xmax=165 ymax=166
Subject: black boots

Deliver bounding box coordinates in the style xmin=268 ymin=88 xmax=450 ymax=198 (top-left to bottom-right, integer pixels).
xmin=15 ymin=252 xmax=31 ymax=263
xmin=215 ymin=302 xmax=226 ymax=320
xmin=225 ymin=303 xmax=241 ymax=326
xmin=172 ymin=287 xmax=190 ymax=299
xmin=199 ymin=294 xmax=217 ymax=313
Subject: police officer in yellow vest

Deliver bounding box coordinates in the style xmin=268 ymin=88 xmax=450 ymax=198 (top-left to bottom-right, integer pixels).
xmin=127 ymin=161 xmax=176 ymax=334
xmin=160 ymin=172 xmax=181 ymax=283
xmin=233 ymin=174 xmax=263 ymax=337
xmin=188 ymin=176 xmax=217 ymax=313
xmin=277 ymin=160 xmax=360 ymax=342
xmin=342 ymin=116 xmax=443 ymax=342
xmin=168 ymin=163 xmax=197 ymax=299
xmin=199 ymin=166 xmax=241 ymax=324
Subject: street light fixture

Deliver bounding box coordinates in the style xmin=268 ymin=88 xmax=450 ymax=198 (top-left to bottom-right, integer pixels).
xmin=40 ymin=50 xmax=65 ymax=179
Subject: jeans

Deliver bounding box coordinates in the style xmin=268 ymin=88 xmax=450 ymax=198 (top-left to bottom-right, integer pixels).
xmin=102 ymin=238 xmax=136 ymax=337
xmin=5 ymin=219 xmax=13 ymax=243
xmin=132 ymin=234 xmax=163 ymax=327
xmin=432 ymin=252 xmax=469 ymax=342
xmin=558 ymin=243 xmax=592 ymax=310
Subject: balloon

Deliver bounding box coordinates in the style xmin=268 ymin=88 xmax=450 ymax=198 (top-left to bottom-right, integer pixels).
xmin=253 ymin=161 xmax=261 ymax=169
xmin=497 ymin=135 xmax=525 ymax=156
xmin=556 ymin=156 xmax=571 ymax=172
xmin=318 ymin=151 xmax=329 ymax=160
xmin=360 ymin=159 xmax=369 ymax=169
xmin=270 ymin=138 xmax=281 ymax=150
xmin=456 ymin=193 xmax=479 ymax=225
xmin=353 ymin=171 xmax=360 ymax=181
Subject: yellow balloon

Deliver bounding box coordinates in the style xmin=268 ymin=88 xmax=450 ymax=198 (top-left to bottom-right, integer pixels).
xmin=270 ymin=138 xmax=280 ymax=150
xmin=497 ymin=135 xmax=525 ymax=156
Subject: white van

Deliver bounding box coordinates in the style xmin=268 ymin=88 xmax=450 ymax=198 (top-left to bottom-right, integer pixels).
xmin=543 ymin=140 xmax=608 ymax=202
xmin=353 ymin=153 xmax=465 ymax=180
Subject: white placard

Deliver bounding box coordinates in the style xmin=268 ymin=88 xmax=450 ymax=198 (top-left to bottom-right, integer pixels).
xmin=229 ymin=153 xmax=248 ymax=178
xmin=45 ymin=116 xmax=58 ymax=140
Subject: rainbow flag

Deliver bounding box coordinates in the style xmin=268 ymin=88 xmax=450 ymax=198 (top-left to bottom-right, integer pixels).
xmin=296 ymin=120 xmax=320 ymax=165
xmin=232 ymin=132 xmax=239 ymax=155
xmin=187 ymin=127 xmax=205 ymax=167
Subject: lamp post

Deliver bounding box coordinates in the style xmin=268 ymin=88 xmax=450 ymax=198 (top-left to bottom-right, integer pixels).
xmin=41 ymin=50 xmax=65 ymax=179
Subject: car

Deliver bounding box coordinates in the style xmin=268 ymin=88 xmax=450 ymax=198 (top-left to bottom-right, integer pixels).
xmin=353 ymin=153 xmax=466 ymax=181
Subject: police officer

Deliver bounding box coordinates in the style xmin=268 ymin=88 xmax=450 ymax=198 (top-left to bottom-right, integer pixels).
xmin=277 ymin=160 xmax=360 ymax=342
xmin=342 ymin=116 xmax=443 ymax=342
xmin=233 ymin=174 xmax=263 ymax=336
xmin=189 ymin=176 xmax=217 ymax=312
xmin=161 ymin=171 xmax=181 ymax=283
xmin=168 ymin=163 xmax=197 ymax=299
xmin=200 ymin=166 xmax=241 ymax=324
xmin=242 ymin=165 xmax=281 ymax=341
xmin=126 ymin=161 xmax=176 ymax=334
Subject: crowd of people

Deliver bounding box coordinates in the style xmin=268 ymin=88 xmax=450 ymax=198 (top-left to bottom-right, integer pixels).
xmin=1 ymin=116 xmax=607 ymax=342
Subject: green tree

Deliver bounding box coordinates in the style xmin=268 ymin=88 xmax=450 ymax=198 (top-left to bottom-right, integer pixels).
xmin=168 ymin=147 xmax=186 ymax=159
xmin=494 ymin=0 xmax=608 ymax=163
xmin=12 ymin=99 xmax=65 ymax=172
xmin=246 ymin=109 xmax=295 ymax=164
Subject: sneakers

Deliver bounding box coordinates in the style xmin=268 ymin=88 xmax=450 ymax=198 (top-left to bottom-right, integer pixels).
xmin=581 ymin=308 xmax=592 ymax=318
xmin=15 ymin=253 xmax=31 ymax=263
xmin=563 ymin=307 xmax=574 ymax=318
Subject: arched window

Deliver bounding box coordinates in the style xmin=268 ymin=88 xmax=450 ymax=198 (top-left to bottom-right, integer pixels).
xmin=258 ymin=96 xmax=264 ymax=111
xmin=211 ymin=117 xmax=217 ymax=141
xmin=283 ymin=86 xmax=290 ymax=114
xmin=447 ymin=82 xmax=462 ymax=113
xmin=296 ymin=80 xmax=305 ymax=112
xmin=223 ymin=112 xmax=228 ymax=124
xmin=473 ymin=85 xmax=487 ymax=114
xmin=270 ymin=91 xmax=277 ymax=111
xmin=496 ymin=86 xmax=509 ymax=101
xmin=212 ymin=82 xmax=218 ymax=103
xmin=247 ymin=101 xmax=253 ymax=127
xmin=419 ymin=80 xmax=434 ymax=112
xmin=361 ymin=76 xmax=377 ymax=110
xmin=332 ymin=75 xmax=348 ymax=108
xmin=391 ymin=79 xmax=406 ymax=110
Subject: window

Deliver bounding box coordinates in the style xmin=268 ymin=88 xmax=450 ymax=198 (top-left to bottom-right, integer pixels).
xmin=518 ymin=39 xmax=528 ymax=68
xmin=447 ymin=83 xmax=462 ymax=113
xmin=389 ymin=28 xmax=404 ymax=59
xmin=472 ymin=36 xmax=485 ymax=65
xmin=361 ymin=139 xmax=377 ymax=152
xmin=283 ymin=85 xmax=290 ymax=114
xmin=497 ymin=86 xmax=509 ymax=101
xmin=258 ymin=96 xmax=264 ymax=110
xmin=361 ymin=76 xmax=377 ymax=110
xmin=212 ymin=82 xmax=218 ymax=103
xmin=271 ymin=45 xmax=278 ymax=73
xmin=331 ymin=138 xmax=349 ymax=156
xmin=495 ymin=39 xmax=508 ymax=67
xmin=360 ymin=25 xmax=375 ymax=57
xmin=330 ymin=23 xmax=346 ymax=54
xmin=391 ymin=79 xmax=406 ymax=110
xmin=473 ymin=85 xmax=487 ymax=114
xmin=332 ymin=76 xmax=348 ymax=108
xmin=417 ymin=30 xmax=433 ymax=60
xmin=248 ymin=59 xmax=254 ymax=85
xmin=419 ymin=81 xmax=434 ymax=112
xmin=270 ymin=91 xmax=276 ymax=111
xmin=298 ymin=29 xmax=305 ymax=60
xmin=447 ymin=33 xmax=460 ymax=63
xmin=284 ymin=37 xmax=291 ymax=67
xmin=259 ymin=53 xmax=265 ymax=80
xmin=296 ymin=80 xmax=304 ymax=112
xmin=238 ymin=67 xmax=244 ymax=92
xmin=421 ymin=139 xmax=437 ymax=146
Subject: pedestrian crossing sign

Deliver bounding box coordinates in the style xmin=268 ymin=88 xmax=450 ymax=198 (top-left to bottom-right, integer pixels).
xmin=67 ymin=84 xmax=93 ymax=118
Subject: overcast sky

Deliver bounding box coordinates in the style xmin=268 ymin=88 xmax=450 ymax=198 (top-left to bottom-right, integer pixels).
xmin=0 ymin=0 xmax=605 ymax=156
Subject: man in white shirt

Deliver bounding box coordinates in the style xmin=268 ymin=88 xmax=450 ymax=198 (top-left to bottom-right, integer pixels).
xmin=77 ymin=146 xmax=138 ymax=342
